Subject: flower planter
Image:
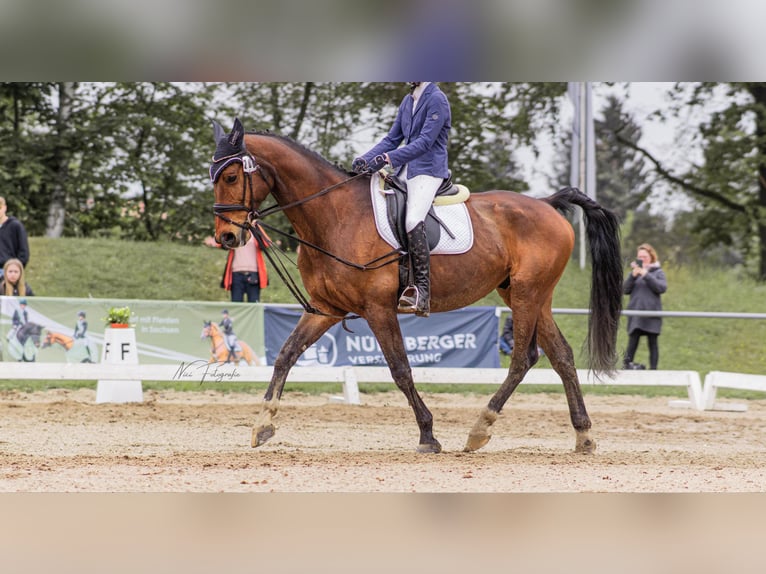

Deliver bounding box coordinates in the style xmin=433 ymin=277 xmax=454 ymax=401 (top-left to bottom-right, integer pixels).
xmin=109 ymin=323 xmax=130 ymax=328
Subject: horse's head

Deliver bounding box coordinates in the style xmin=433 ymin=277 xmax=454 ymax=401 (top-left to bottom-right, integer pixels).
xmin=41 ymin=331 xmax=53 ymax=348
xmin=18 ymin=322 xmax=43 ymax=347
xmin=201 ymin=320 xmax=212 ymax=339
xmin=210 ymin=118 xmax=271 ymax=249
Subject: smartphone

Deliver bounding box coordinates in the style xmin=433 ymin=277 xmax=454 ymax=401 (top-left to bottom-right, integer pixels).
xmin=635 ymin=258 xmax=643 ymax=268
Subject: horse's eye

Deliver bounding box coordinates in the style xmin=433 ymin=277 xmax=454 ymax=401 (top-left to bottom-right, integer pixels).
xmin=225 ymin=174 xmax=237 ymax=184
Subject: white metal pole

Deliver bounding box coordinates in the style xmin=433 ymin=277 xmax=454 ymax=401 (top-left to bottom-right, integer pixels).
xmin=579 ymin=82 xmax=587 ymax=269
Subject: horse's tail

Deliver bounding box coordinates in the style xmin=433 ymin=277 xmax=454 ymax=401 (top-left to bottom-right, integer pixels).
xmin=544 ymin=186 xmax=622 ymax=376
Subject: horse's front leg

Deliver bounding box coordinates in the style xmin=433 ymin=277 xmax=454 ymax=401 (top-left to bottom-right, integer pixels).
xmin=366 ymin=308 xmax=441 ymax=453
xmin=252 ymin=312 xmax=340 ymax=448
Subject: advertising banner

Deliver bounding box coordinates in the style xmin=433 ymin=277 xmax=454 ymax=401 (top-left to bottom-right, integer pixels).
xmin=1 ymin=296 xmax=264 ymax=365
xmin=263 ymin=305 xmax=500 ymax=368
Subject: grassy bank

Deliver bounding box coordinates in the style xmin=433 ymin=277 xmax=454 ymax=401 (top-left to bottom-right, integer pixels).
xmin=17 ymin=236 xmax=766 ymax=388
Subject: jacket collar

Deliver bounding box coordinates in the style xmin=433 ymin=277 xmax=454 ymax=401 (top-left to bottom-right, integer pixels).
xmin=411 ymin=82 xmax=436 ymax=115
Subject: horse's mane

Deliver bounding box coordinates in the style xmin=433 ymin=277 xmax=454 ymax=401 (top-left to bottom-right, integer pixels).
xmin=249 ymin=130 xmax=353 ymax=177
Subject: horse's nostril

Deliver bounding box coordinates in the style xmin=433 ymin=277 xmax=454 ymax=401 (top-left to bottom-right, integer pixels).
xmin=220 ymin=232 xmax=238 ymax=249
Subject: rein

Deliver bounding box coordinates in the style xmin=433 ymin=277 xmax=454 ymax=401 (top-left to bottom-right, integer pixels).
xmin=213 ymin=155 xmax=401 ymax=327
xmin=256 ymin=171 xmax=405 ymax=270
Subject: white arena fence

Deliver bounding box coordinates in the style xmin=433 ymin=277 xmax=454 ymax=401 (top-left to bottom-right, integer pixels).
xmin=0 ymin=307 xmax=763 ymax=411
xmin=0 ymin=362 xmax=705 ymax=409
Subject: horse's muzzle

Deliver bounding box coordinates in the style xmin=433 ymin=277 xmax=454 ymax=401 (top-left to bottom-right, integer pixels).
xmin=219 ymin=231 xmax=241 ymax=250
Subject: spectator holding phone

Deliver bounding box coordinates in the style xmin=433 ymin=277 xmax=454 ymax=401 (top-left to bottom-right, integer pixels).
xmin=622 ymin=243 xmax=667 ymax=370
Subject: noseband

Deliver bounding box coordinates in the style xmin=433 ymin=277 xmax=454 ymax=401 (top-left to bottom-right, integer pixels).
xmin=211 ymin=153 xmax=266 ymax=229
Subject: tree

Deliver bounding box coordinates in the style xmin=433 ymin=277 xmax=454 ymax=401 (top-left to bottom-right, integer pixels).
xmin=0 ymin=82 xmax=570 ymax=245
xmin=215 ymin=82 xmax=567 ymax=245
xmin=0 ymin=82 xmax=59 ymax=234
xmin=552 ymin=88 xmax=655 ymax=258
xmin=46 ymin=82 xmax=76 ymax=237
xmin=614 ymin=83 xmax=766 ymax=280
xmin=88 ymin=82 xmax=215 ymax=241
xmin=593 ymin=95 xmax=652 ymax=222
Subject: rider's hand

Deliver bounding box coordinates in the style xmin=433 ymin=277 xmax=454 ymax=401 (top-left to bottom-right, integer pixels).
xmin=351 ymin=157 xmax=368 ymax=173
xmin=367 ymin=154 xmax=388 ymax=172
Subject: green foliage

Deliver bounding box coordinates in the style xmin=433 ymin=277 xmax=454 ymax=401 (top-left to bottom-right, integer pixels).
xmin=103 ymin=305 xmax=132 ymax=325
xmin=653 ymin=83 xmax=766 ymax=279
xmin=5 ymin=82 xmax=766 ymax=280
xmin=25 ymin=236 xmax=299 ymax=303
xmin=593 ymin=95 xmax=652 ymax=222
xmin=214 ymin=82 xmax=566 ymax=240
xmin=2 ymin=82 xmax=568 ymax=246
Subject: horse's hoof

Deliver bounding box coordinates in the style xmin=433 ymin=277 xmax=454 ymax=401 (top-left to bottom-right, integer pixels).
xmin=252 ymin=424 xmax=275 ymax=448
xmin=463 ymin=433 xmax=491 ymax=452
xmin=575 ymin=432 xmax=597 ymax=454
xmin=416 ymin=441 xmax=442 ymax=454
xmin=464 ymin=407 xmax=498 ymax=452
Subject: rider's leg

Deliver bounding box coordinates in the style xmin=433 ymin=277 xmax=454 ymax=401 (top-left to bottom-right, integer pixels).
xmin=398 ymin=174 xmax=440 ymax=317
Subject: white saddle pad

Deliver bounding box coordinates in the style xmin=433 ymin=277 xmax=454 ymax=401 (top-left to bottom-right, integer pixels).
xmin=370 ymin=173 xmax=474 ymax=255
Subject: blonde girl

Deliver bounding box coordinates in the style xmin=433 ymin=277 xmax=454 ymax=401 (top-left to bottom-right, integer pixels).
xmin=1 ymin=258 xmax=34 ymax=296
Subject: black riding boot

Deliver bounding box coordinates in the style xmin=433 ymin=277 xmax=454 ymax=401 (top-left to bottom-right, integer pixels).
xmin=397 ymin=221 xmax=430 ymax=317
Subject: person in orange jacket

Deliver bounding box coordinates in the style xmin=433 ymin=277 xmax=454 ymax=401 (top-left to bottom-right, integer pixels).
xmin=204 ymin=233 xmax=268 ymax=302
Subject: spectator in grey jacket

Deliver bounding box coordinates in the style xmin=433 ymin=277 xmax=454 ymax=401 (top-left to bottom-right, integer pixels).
xmin=623 ymin=243 xmax=667 ymax=370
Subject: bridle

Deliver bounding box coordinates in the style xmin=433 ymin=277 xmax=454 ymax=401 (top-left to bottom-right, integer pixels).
xmin=211 ymin=152 xmax=265 ymax=232
xmin=211 ymin=150 xmax=402 ymax=270
xmin=210 ymin=150 xmax=403 ymax=326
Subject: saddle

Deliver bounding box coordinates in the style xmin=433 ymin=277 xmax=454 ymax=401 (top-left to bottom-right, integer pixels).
xmin=381 ymin=172 xmax=463 ymax=251
xmin=379 ymin=172 xmax=468 ymax=299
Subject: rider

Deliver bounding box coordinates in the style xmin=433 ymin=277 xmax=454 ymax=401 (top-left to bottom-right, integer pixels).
xmin=219 ymin=309 xmax=239 ymax=363
xmin=73 ymin=311 xmax=88 ymax=339
xmin=8 ymin=297 xmax=29 ymax=344
xmin=352 ymin=82 xmax=452 ymax=318
xmin=11 ymin=298 xmax=29 ymax=329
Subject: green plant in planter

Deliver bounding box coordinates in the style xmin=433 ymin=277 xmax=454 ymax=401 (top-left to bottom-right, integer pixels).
xmin=103 ymin=306 xmax=133 ymax=326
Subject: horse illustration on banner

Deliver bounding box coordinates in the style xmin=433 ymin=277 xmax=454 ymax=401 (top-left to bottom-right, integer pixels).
xmin=5 ymin=321 xmax=44 ymax=362
xmin=201 ymin=321 xmax=259 ymax=366
xmin=41 ymin=331 xmax=98 ymax=363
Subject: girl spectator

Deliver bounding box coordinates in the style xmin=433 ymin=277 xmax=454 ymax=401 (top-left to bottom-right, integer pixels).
xmin=0 ymin=258 xmax=34 ymax=297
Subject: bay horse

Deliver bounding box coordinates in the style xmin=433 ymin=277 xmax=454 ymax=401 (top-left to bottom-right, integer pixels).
xmin=210 ymin=118 xmax=622 ymax=454
xmin=200 ymin=321 xmax=259 ymax=366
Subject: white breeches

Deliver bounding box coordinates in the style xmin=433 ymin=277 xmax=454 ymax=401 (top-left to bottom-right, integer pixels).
xmin=404 ymin=171 xmax=442 ymax=232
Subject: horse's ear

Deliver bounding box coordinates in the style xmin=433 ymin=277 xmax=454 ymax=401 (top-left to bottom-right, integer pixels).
xmin=212 ymin=120 xmax=226 ymax=144
xmin=229 ymin=117 xmax=246 ymax=151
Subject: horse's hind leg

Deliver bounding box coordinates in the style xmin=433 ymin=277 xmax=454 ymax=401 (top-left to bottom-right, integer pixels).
xmin=252 ymin=312 xmax=340 ymax=448
xmin=464 ymin=296 xmax=541 ymax=452
xmin=537 ymin=310 xmax=596 ymax=453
